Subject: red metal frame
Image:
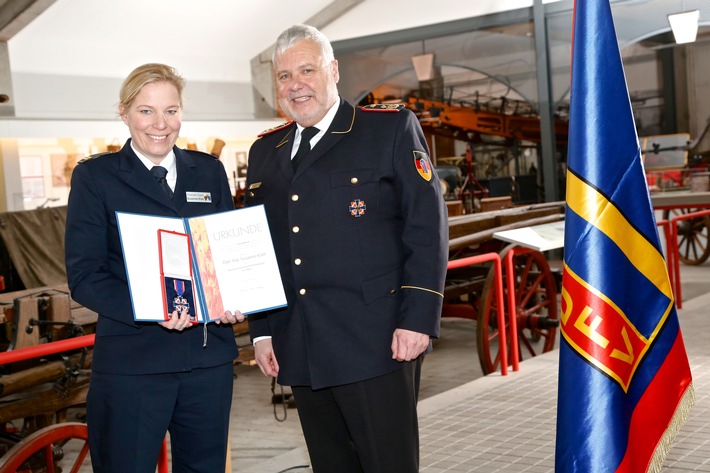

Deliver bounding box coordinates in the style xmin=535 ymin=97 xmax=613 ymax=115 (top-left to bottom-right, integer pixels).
xmin=656 ymin=219 xmax=674 ymax=302
xmin=504 ymin=248 xmax=524 ymax=372
xmin=0 ymin=333 xmax=170 ymax=473
xmin=652 ymin=201 xmax=710 ymax=308
xmin=0 ymin=334 xmax=95 ymax=365
xmin=447 ymin=253 xmax=508 ymax=375
xmin=502 ymin=247 xmax=544 ymax=373
xmin=668 ymin=208 xmax=710 ymax=309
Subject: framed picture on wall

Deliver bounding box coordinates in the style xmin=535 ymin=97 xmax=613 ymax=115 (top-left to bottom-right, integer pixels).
xmin=19 ymin=156 xmax=45 ymax=198
xmin=51 ymin=153 xmax=80 ymax=187
xmin=236 ymin=151 xmax=248 ymax=178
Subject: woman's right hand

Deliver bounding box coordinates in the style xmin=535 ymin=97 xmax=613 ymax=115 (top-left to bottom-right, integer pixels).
xmin=159 ymin=308 xmax=194 ymax=331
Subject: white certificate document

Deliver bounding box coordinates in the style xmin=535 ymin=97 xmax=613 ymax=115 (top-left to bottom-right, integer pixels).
xmin=185 ymin=205 xmax=287 ymax=319
xmin=116 ymin=205 xmax=287 ymax=322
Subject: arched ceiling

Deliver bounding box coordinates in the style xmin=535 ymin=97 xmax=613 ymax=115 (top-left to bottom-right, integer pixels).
xmin=4 ymin=0 xmax=552 ymax=83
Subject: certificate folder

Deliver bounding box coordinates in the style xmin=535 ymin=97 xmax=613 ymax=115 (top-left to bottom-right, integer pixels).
xmin=116 ymin=205 xmax=287 ymax=323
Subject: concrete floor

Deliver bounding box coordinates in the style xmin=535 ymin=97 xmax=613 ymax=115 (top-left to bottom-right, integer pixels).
xmin=229 ymin=259 xmax=710 ymax=473
xmin=230 ymin=316 xmax=486 ymax=471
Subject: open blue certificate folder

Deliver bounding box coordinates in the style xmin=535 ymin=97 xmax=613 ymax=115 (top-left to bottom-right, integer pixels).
xmin=116 ymin=205 xmax=287 ymax=323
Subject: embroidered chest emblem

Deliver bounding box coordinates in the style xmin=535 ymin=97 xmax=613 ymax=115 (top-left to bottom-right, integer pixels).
xmin=349 ymin=199 xmax=367 ymax=217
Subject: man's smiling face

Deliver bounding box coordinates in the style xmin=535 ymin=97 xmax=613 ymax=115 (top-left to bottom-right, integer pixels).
xmin=274 ymin=39 xmax=339 ymax=127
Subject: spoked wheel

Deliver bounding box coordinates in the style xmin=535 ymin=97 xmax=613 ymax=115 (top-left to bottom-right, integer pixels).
xmin=663 ymin=208 xmax=710 ymax=265
xmin=0 ymin=422 xmax=89 ymax=473
xmin=477 ymin=245 xmax=559 ymax=375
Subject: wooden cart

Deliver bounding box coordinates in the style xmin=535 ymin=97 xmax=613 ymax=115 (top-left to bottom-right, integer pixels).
xmin=652 ymin=191 xmax=710 ymax=266
xmin=642 ymin=127 xmax=710 ymax=266
xmin=443 ymin=201 xmax=565 ymax=375
xmin=0 ymin=286 xmax=98 ymax=472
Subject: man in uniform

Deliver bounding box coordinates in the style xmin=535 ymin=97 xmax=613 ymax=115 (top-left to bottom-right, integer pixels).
xmin=245 ymin=24 xmax=448 ymax=473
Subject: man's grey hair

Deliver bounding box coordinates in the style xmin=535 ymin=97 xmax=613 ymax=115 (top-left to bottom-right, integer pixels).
xmin=272 ymin=24 xmax=335 ymax=64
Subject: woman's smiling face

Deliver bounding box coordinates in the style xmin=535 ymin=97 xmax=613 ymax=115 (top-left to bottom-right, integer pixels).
xmin=121 ymin=81 xmax=182 ymax=164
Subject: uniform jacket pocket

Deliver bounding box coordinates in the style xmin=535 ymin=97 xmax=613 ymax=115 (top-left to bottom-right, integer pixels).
xmin=361 ymin=269 xmax=401 ymax=305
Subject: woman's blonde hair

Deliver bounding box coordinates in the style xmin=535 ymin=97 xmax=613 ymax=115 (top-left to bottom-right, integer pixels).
xmin=118 ymin=63 xmax=185 ymax=112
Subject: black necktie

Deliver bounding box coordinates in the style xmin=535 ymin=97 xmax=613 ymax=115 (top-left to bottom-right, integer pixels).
xmin=150 ymin=166 xmax=173 ymax=199
xmin=292 ymin=127 xmax=319 ymax=171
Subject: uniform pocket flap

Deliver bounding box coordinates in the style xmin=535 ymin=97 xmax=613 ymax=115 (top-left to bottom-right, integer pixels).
xmin=330 ymin=168 xmax=378 ymax=188
xmin=361 ymin=269 xmax=401 ymax=305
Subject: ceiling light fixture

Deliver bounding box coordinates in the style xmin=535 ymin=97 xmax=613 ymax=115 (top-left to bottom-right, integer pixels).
xmin=668 ymin=9 xmax=700 ymax=44
xmin=411 ymin=53 xmax=435 ymax=82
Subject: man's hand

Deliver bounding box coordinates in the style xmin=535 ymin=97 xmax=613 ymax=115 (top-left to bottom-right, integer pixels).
xmin=391 ymin=328 xmax=429 ymax=362
xmin=217 ymin=310 xmax=246 ymax=325
xmin=254 ymin=338 xmax=279 ymax=377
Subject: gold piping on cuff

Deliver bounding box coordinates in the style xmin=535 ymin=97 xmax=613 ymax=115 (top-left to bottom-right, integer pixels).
xmin=400 ymin=285 xmax=444 ymax=298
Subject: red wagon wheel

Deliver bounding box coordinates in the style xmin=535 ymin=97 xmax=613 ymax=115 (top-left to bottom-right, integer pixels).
xmin=476 ymin=245 xmax=559 ymax=375
xmin=0 ymin=422 xmax=89 ymax=473
xmin=663 ymin=208 xmax=710 ymax=265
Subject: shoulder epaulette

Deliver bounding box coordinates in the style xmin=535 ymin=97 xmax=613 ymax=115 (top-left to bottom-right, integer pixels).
xmin=184 ymin=148 xmax=220 ymax=160
xmin=78 ymin=151 xmax=112 ymax=164
xmin=258 ymin=121 xmax=294 ymax=138
xmin=360 ymin=104 xmax=404 ymax=112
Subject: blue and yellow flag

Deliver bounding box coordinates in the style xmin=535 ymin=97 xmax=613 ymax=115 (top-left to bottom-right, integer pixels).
xmin=555 ymin=1 xmax=694 ymax=472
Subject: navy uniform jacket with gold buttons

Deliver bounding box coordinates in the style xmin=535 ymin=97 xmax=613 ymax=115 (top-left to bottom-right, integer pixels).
xmin=245 ymin=98 xmax=448 ymax=389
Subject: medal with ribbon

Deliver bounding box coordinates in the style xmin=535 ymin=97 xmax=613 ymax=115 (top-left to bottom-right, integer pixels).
xmin=172 ymin=279 xmax=190 ymax=313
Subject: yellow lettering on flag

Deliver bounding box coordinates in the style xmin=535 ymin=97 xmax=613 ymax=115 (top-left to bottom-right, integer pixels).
xmin=560 ymin=265 xmax=648 ymax=391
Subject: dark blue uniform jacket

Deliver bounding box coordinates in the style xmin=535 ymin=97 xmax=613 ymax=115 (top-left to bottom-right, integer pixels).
xmin=245 ymin=99 xmax=448 ymax=389
xmin=65 ymin=140 xmax=238 ymax=375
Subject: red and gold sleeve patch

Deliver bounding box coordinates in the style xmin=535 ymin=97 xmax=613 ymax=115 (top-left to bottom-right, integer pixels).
xmin=413 ymin=150 xmax=432 ymax=181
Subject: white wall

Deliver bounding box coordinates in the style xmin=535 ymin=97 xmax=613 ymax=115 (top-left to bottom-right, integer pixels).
xmin=11 ymin=73 xmax=255 ymax=122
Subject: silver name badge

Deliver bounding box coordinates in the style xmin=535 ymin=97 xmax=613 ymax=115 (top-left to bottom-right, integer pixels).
xmin=185 ymin=192 xmax=212 ymax=203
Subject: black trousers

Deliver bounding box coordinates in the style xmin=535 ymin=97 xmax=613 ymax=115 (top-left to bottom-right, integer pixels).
xmin=86 ymin=363 xmax=233 ymax=473
xmin=292 ymin=358 xmax=422 ymax=473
